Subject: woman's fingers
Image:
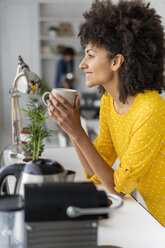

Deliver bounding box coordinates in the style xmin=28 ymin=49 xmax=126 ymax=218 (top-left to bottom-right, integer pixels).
xmin=47 ymin=97 xmax=69 ymax=124
xmin=51 ymin=93 xmax=72 ymax=110
xmin=47 ymin=99 xmax=59 ymax=118
xmin=75 ymin=95 xmax=80 ymax=110
xmin=47 ymin=92 xmax=82 ymax=137
xmin=49 ymin=108 xmax=58 ymax=123
xmin=49 ymin=92 xmax=80 ymax=114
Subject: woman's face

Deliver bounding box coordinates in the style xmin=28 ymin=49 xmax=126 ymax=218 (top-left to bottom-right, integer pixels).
xmin=79 ymin=44 xmax=114 ymax=88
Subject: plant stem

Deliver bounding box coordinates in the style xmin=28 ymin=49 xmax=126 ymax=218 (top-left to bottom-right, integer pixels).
xmin=36 ymin=134 xmax=41 ymax=160
xmin=32 ymin=141 xmax=36 ymax=161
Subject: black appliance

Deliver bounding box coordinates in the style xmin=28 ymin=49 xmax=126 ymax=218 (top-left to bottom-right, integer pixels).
xmin=24 ymin=182 xmax=110 ymax=248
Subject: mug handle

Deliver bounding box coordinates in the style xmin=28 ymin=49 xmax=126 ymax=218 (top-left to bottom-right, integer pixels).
xmin=42 ymin=91 xmax=51 ymax=106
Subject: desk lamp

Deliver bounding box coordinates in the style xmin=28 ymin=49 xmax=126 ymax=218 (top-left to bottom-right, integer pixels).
xmin=10 ymin=56 xmax=41 ymax=158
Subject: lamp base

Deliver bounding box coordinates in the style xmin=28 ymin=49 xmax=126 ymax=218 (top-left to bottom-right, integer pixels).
xmin=10 ymin=152 xmax=24 ymax=159
xmin=7 ymin=143 xmax=24 ymax=160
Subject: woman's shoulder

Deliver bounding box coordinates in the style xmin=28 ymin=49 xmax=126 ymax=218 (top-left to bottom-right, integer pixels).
xmin=100 ymin=92 xmax=112 ymax=104
xmin=136 ymin=90 xmax=165 ymax=112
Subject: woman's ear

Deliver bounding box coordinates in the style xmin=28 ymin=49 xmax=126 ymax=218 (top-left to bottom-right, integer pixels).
xmin=111 ymin=54 xmax=124 ymax=71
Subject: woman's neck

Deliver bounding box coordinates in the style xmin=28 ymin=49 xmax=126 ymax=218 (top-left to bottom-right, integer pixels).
xmin=105 ymin=76 xmax=136 ymax=115
xmin=113 ymin=95 xmax=136 ymax=115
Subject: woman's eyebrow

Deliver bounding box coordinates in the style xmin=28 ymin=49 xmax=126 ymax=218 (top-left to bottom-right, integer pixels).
xmin=85 ymin=48 xmax=96 ymax=53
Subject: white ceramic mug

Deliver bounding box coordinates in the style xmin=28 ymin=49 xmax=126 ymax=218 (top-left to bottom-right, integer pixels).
xmin=42 ymin=88 xmax=77 ymax=107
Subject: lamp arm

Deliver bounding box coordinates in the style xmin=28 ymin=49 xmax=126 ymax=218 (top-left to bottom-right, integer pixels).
xmin=13 ymin=72 xmax=26 ymax=90
xmin=11 ymin=72 xmax=27 ymax=149
xmin=9 ymin=55 xmax=41 ymax=157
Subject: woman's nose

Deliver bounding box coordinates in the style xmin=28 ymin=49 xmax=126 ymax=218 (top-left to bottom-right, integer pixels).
xmin=79 ymin=58 xmax=88 ymax=70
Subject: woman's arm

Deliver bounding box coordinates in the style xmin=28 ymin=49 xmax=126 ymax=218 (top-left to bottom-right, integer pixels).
xmin=48 ymin=93 xmax=95 ymax=176
xmin=70 ymin=137 xmax=95 ymax=177
xmin=48 ymin=93 xmax=124 ymax=197
xmin=72 ymin=126 xmax=124 ymax=197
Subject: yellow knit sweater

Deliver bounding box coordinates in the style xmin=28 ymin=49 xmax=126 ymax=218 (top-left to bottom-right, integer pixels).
xmin=84 ymin=90 xmax=165 ymax=226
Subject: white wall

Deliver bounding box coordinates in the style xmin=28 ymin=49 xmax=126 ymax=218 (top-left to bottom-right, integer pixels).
xmin=0 ymin=0 xmax=39 ymax=130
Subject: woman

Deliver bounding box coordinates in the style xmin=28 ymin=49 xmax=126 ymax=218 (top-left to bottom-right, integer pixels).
xmin=47 ymin=0 xmax=165 ymax=226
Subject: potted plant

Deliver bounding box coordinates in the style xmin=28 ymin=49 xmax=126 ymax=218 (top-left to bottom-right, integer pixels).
xmin=48 ymin=26 xmax=59 ymax=37
xmin=22 ymin=102 xmax=52 ymax=161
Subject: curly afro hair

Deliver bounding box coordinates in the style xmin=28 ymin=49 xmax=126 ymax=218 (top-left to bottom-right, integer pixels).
xmin=78 ymin=0 xmax=165 ymax=103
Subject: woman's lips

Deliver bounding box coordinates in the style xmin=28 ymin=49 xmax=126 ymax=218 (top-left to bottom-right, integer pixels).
xmin=85 ymin=73 xmax=92 ymax=77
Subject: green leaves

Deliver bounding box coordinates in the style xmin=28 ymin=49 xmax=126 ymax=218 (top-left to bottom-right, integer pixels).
xmin=22 ymin=103 xmax=48 ymax=123
xmin=22 ymin=102 xmax=52 ymax=160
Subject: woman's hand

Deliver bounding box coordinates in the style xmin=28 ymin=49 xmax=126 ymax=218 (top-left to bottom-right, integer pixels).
xmin=47 ymin=92 xmax=84 ymax=140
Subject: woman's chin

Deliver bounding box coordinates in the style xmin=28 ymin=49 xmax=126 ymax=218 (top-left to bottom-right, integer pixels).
xmin=86 ymin=81 xmax=96 ymax=88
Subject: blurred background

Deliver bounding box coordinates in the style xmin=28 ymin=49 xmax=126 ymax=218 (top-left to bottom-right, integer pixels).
xmin=0 ymin=0 xmax=165 ymax=154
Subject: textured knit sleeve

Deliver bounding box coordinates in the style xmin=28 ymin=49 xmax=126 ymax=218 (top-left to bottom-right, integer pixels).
xmin=114 ymin=107 xmax=165 ymax=194
xmin=84 ymin=95 xmax=117 ymax=184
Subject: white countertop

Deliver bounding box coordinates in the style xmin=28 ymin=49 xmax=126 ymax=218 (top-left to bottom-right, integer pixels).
xmin=98 ymin=192 xmax=165 ymax=248
xmin=3 ymin=147 xmax=165 ymax=248
xmin=43 ymin=147 xmax=165 ymax=248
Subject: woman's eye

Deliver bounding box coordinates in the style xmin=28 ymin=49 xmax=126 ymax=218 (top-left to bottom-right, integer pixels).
xmin=89 ymin=54 xmax=94 ymax=58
